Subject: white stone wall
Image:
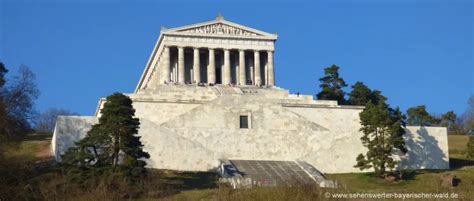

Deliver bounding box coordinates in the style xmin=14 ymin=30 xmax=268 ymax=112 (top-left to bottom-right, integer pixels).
xmin=53 ymin=87 xmax=449 ymax=173
xmin=399 ymin=126 xmax=449 ymax=170
xmin=133 ymin=102 xmax=201 ymax=125
xmin=51 ymin=116 xmax=98 ymax=161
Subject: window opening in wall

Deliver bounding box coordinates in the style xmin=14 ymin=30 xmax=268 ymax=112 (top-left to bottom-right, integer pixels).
xmin=240 ymin=115 xmax=249 ymax=129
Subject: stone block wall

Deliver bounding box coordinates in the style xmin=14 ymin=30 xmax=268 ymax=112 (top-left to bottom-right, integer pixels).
xmin=53 ymin=86 xmax=450 ymax=173
xmin=51 ymin=116 xmax=98 ymax=160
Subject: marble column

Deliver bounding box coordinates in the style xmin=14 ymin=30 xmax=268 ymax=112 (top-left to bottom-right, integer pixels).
xmin=254 ymin=50 xmax=261 ymax=86
xmin=193 ymin=48 xmax=200 ymax=84
xmin=267 ymin=51 xmax=274 ymax=86
xmin=178 ymin=47 xmax=185 ymax=84
xmin=234 ymin=54 xmax=238 ymax=83
xmin=223 ymin=49 xmax=231 ymax=85
xmin=207 ymin=48 xmax=216 ymax=84
xmin=162 ymin=46 xmax=170 ymax=83
xmin=239 ymin=50 xmax=246 ymax=85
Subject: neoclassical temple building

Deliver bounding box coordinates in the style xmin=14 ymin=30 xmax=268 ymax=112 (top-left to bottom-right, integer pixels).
xmin=52 ymin=16 xmax=449 ymax=175
xmin=137 ymin=14 xmax=276 ymax=89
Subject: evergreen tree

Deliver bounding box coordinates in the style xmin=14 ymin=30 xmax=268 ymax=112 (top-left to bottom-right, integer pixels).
xmin=354 ymin=100 xmax=407 ymax=178
xmin=348 ymin=81 xmax=386 ymax=106
xmin=467 ymin=136 xmax=474 ymax=158
xmin=439 ymin=111 xmax=464 ymax=135
xmin=0 ymin=62 xmax=7 ymax=87
xmin=440 ymin=111 xmax=456 ymax=126
xmin=0 ymin=62 xmax=9 ymax=155
xmin=61 ymin=93 xmax=149 ymax=179
xmin=316 ymin=64 xmax=347 ymax=104
xmin=406 ymin=105 xmax=440 ymax=126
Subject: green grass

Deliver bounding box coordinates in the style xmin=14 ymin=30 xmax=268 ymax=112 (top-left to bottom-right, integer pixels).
xmin=448 ymin=135 xmax=470 ymax=158
xmin=3 ymin=132 xmax=53 ymax=163
xmin=448 ymin=135 xmax=474 ymax=169
xmin=5 ymin=141 xmax=39 ymax=160
xmin=448 ymin=135 xmax=469 ymax=150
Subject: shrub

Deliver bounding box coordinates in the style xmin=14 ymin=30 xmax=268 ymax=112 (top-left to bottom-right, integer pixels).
xmin=466 ymin=136 xmax=474 ymax=158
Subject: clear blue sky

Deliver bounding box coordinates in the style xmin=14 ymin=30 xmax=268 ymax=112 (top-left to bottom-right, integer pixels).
xmin=1 ymin=0 xmax=473 ymax=116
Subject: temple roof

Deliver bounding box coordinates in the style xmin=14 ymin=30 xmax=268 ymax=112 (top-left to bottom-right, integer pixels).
xmin=161 ymin=15 xmax=277 ymax=40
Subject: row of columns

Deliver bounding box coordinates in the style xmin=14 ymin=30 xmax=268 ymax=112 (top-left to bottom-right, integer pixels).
xmin=161 ymin=46 xmax=275 ymax=86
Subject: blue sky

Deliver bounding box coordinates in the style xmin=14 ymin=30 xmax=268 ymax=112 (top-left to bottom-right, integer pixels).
xmin=1 ymin=0 xmax=473 ymax=116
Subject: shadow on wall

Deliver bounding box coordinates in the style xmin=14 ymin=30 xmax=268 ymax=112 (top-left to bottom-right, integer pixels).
xmin=53 ymin=116 xmax=97 ymax=161
xmin=397 ymin=127 xmax=448 ymax=170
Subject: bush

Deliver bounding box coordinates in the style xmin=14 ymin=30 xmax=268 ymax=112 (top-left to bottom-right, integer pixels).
xmin=466 ymin=136 xmax=474 ymax=158
xmin=4 ymin=168 xmax=167 ymax=201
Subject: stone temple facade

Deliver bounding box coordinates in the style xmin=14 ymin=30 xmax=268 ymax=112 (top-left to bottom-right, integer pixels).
xmin=52 ymin=16 xmax=450 ymax=174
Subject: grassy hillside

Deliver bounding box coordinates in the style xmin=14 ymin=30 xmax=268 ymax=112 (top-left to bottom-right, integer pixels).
xmin=1 ymin=133 xmax=473 ymax=200
xmin=3 ymin=132 xmax=52 ymax=160
xmin=449 ymin=135 xmax=470 ymax=158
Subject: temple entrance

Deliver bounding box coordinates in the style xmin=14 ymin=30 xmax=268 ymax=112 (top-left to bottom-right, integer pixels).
xmin=200 ymin=50 xmax=208 ymax=83
xmin=216 ymin=65 xmax=222 ymax=84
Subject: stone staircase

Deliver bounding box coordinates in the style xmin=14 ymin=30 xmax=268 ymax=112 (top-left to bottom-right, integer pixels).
xmin=296 ymin=161 xmax=338 ymax=188
xmin=213 ymin=86 xmax=244 ymax=95
xmin=218 ymin=159 xmax=338 ymax=188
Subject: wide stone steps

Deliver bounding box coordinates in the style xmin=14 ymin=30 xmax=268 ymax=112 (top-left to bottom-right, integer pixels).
xmin=218 ymin=159 xmax=337 ymax=188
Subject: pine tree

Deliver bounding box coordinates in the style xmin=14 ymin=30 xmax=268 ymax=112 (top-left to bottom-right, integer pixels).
xmin=348 ymin=81 xmax=386 ymax=106
xmin=354 ymin=100 xmax=407 ymax=178
xmin=406 ymin=105 xmax=440 ymax=126
xmin=316 ymin=64 xmax=347 ymax=104
xmin=61 ymin=93 xmax=149 ymax=179
xmin=439 ymin=111 xmax=463 ymax=135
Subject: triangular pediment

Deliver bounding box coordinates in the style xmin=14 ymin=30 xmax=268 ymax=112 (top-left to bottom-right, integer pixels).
xmin=177 ymin=22 xmax=262 ymax=36
xmin=163 ymin=18 xmax=277 ymax=39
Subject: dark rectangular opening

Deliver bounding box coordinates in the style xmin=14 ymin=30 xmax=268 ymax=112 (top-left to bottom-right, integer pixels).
xmin=240 ymin=115 xmax=249 ymax=129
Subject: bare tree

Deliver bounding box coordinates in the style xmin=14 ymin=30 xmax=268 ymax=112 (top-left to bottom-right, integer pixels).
xmin=35 ymin=108 xmax=78 ymax=133
xmin=3 ymin=65 xmax=40 ymax=126
xmin=461 ymin=95 xmax=474 ymax=135
xmin=0 ymin=65 xmax=39 ymax=140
